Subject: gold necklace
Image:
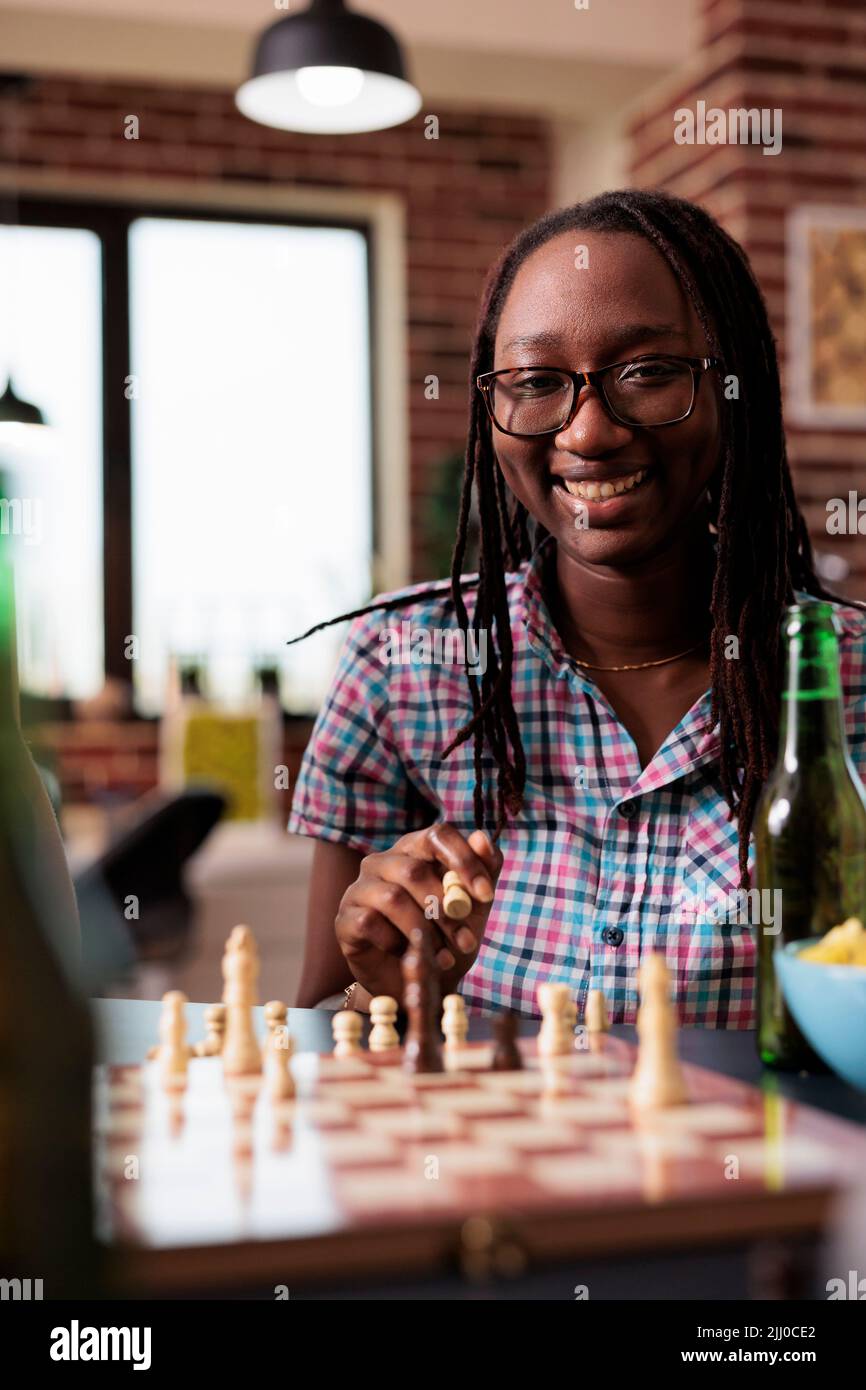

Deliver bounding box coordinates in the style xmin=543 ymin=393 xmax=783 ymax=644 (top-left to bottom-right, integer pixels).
xmin=569 ymin=639 xmax=707 ymax=672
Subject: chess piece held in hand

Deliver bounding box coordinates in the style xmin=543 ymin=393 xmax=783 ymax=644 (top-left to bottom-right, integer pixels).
xmin=221 ymin=924 xmax=263 ymax=1077
xmin=629 ymin=952 xmax=688 ymax=1112
xmin=442 ymin=870 xmax=472 ymax=921
xmin=402 ymin=926 xmax=444 ymax=1074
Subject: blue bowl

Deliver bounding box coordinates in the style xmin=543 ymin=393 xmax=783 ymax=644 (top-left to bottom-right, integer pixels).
xmin=776 ymin=940 xmax=866 ymax=1090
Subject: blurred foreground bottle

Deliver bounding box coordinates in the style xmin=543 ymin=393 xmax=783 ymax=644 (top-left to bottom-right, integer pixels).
xmin=754 ymin=601 xmax=866 ymax=1070
xmin=0 ymin=511 xmax=100 ymax=1295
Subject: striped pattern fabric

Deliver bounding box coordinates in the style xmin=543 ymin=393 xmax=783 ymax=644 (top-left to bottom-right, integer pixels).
xmin=288 ymin=537 xmax=866 ymax=1025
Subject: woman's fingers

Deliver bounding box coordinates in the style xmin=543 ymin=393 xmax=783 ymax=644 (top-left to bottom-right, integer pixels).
xmin=334 ymin=905 xmax=406 ymax=1000
xmin=394 ymin=822 xmax=503 ymax=899
xmin=338 ymin=875 xmax=455 ymax=969
xmin=467 ymin=828 xmax=504 ymax=879
xmin=426 ymin=822 xmax=499 ymax=902
xmin=337 ymin=822 xmax=504 ymax=999
xmin=374 ymin=851 xmax=481 ymax=958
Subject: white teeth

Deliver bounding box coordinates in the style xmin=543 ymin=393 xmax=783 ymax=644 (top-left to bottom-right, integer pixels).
xmin=562 ymin=468 xmax=647 ymax=501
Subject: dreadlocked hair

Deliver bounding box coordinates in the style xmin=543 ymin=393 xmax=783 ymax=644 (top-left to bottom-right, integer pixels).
xmin=288 ymin=188 xmax=858 ymax=886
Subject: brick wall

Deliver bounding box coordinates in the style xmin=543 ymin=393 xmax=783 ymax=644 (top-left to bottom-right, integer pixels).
xmin=6 ymin=74 xmax=552 ymax=582
xmin=31 ymin=717 xmax=314 ymax=817
xmin=627 ymin=0 xmax=866 ymax=598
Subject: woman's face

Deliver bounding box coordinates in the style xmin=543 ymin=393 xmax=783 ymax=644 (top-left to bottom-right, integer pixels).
xmin=490 ymin=229 xmax=721 ymax=567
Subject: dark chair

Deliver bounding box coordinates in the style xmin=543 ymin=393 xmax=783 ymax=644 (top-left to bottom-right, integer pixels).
xmin=75 ymin=788 xmax=226 ymax=988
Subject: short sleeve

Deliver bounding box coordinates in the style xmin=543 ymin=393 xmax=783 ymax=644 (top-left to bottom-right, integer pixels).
xmin=287 ymin=609 xmax=437 ymax=854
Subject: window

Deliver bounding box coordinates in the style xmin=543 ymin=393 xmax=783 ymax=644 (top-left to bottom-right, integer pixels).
xmin=2 ymin=200 xmax=374 ymax=714
xmin=129 ymin=217 xmax=372 ymax=714
xmin=0 ymin=224 xmax=104 ymax=699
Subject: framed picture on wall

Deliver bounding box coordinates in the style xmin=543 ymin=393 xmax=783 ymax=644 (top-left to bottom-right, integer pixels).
xmin=787 ymin=204 xmax=866 ymax=429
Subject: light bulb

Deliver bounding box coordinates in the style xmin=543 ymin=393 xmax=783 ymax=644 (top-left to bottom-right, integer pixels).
xmin=295 ymin=66 xmax=364 ymax=109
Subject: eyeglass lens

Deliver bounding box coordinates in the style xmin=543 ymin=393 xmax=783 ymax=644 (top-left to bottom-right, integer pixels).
xmin=488 ymin=358 xmax=696 ymax=432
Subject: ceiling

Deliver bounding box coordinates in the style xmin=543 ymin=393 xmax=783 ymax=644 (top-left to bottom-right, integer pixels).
xmin=9 ymin=0 xmax=697 ymax=65
xmin=0 ymin=0 xmax=699 ymax=120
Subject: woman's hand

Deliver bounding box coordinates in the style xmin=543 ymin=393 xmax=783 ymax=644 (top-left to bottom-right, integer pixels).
xmin=335 ymin=822 xmax=503 ymax=1003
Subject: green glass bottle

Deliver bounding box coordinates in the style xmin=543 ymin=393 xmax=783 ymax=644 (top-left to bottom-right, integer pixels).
xmin=0 ymin=514 xmax=100 ymax=1295
xmin=754 ymin=600 xmax=866 ymax=1070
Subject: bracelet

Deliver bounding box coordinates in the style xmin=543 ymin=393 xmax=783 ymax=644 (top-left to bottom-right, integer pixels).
xmin=343 ymin=981 xmax=360 ymax=1010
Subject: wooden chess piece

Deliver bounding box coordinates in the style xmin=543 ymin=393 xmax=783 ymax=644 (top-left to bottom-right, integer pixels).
xmin=442 ymin=994 xmax=468 ymax=1051
xmin=442 ymin=870 xmax=472 ymax=921
xmin=585 ymin=989 xmax=610 ymax=1034
xmin=156 ymin=990 xmax=190 ymax=1087
xmin=194 ymin=1003 xmax=227 ymax=1057
xmin=264 ymin=1024 xmax=295 ymax=1101
xmin=221 ymin=924 xmax=263 ymax=1077
xmin=490 ymin=1010 xmax=523 ymax=1071
xmin=402 ymin=926 xmax=444 ymax=1074
xmin=333 ymin=1009 xmax=364 ymax=1057
xmin=537 ymin=982 xmax=572 ymax=1056
xmin=369 ymin=996 xmax=399 ymax=1051
xmin=262 ymin=1000 xmax=288 ymax=1056
xmin=629 ymin=953 xmax=688 ymax=1112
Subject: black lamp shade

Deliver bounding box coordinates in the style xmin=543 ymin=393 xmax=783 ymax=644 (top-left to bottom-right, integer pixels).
xmin=0 ymin=378 xmax=46 ymax=429
xmin=236 ymin=0 xmax=422 ymax=135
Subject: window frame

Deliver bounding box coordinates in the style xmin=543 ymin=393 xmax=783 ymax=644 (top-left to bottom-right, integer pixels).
xmin=6 ymin=192 xmax=383 ymax=696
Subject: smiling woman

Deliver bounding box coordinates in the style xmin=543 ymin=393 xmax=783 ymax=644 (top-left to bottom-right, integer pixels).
xmin=285 ymin=189 xmax=866 ymax=1026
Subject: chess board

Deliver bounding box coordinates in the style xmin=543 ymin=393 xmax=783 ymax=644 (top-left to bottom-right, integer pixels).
xmin=94 ymin=1037 xmax=865 ymax=1293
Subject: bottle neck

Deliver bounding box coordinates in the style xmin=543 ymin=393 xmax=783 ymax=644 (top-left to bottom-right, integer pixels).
xmin=0 ymin=548 xmax=21 ymax=729
xmin=778 ymin=622 xmax=847 ymax=769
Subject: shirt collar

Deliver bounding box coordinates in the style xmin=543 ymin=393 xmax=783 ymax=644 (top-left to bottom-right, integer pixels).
xmin=515 ymin=535 xmax=721 ymax=791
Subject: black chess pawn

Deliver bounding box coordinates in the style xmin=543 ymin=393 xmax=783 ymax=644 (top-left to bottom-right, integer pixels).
xmin=491 ymin=1010 xmax=523 ymax=1071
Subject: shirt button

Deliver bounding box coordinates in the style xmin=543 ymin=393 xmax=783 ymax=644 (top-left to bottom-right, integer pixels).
xmin=619 ymin=799 xmax=637 ymax=819
xmin=602 ymin=926 xmax=624 ymax=947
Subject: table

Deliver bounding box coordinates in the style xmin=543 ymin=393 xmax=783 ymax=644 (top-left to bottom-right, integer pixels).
xmin=92 ymin=999 xmax=866 ymax=1299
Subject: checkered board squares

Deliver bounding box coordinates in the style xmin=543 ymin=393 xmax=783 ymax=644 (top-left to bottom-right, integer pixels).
xmin=94 ymin=1036 xmax=866 ymax=1268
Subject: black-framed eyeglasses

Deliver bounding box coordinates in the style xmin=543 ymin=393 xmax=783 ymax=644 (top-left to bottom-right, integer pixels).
xmin=476 ymin=354 xmax=721 ymax=436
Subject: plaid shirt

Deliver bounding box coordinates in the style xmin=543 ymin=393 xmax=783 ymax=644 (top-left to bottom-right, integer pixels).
xmin=288 ymin=538 xmax=866 ymax=1025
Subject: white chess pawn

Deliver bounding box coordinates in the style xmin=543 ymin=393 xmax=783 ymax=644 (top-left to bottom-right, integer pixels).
xmin=537 ymin=982 xmax=572 ymax=1057
xmin=265 ymin=1025 xmax=295 ymax=1101
xmin=333 ymin=1010 xmax=364 ymax=1058
xmin=157 ymin=990 xmax=190 ymax=1087
xmin=442 ymin=994 xmax=468 ymax=1051
xmin=194 ymin=1002 xmax=227 ymax=1057
xmin=262 ymin=1000 xmax=288 ymax=1057
xmin=585 ymin=989 xmax=610 ymax=1034
xmin=369 ymin=995 xmax=399 ymax=1051
xmin=264 ymin=1000 xmax=288 ymax=1034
